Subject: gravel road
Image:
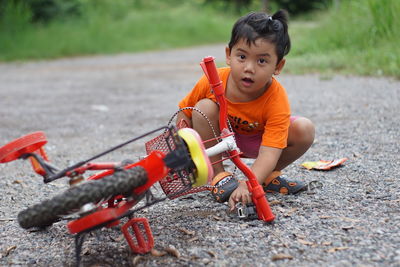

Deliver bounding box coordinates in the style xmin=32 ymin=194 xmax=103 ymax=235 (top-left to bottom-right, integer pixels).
xmin=0 ymin=44 xmax=399 ymax=267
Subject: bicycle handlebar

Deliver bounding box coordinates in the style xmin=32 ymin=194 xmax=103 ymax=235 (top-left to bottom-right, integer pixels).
xmin=205 ymin=130 xmax=237 ymax=157
xmin=201 ymin=57 xmax=229 ymax=131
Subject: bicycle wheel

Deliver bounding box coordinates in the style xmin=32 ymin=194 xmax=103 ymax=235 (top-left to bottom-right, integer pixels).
xmin=17 ymin=167 xmax=148 ymax=229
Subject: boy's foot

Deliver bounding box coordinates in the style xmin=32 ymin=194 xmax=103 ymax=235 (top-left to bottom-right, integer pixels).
xmin=210 ymin=171 xmax=306 ymax=202
xmin=263 ymin=171 xmax=307 ymax=195
xmin=210 ymin=172 xmax=238 ymax=203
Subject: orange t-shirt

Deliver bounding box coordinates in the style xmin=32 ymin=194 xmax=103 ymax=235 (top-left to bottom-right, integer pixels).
xmin=179 ymin=67 xmax=290 ymax=149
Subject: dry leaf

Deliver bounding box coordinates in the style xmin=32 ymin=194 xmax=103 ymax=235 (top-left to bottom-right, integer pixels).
xmin=5 ymin=246 xmax=16 ymax=257
xmin=206 ymin=250 xmax=216 ymax=258
xmin=179 ymin=228 xmax=195 ymax=236
xmin=82 ymin=247 xmax=91 ymax=255
xmin=298 ymin=239 xmax=315 ymax=246
xmin=213 ymin=215 xmax=223 ymax=221
xmin=188 ymin=236 xmax=199 ymax=242
xmin=276 ymin=207 xmax=286 ymax=213
xmin=132 ymin=255 xmax=145 ymax=265
xmin=269 ymin=200 xmax=282 ymax=205
xmin=0 ymin=218 xmax=15 ymax=222
xmin=285 ymin=208 xmax=298 ymax=216
xmin=150 ymin=248 xmax=167 ymax=257
xmin=165 ymin=246 xmax=181 ymax=258
xmin=280 ymin=240 xmax=289 ymax=248
xmin=327 ymin=247 xmax=349 ymax=253
xmin=342 ymin=225 xmax=354 ymax=230
xmin=12 ymin=180 xmax=23 ymax=185
xmin=109 ymin=234 xmax=125 ymax=242
xmin=294 ymin=234 xmax=306 ymax=239
xmin=271 ymin=253 xmax=293 ymax=261
xmin=322 ymin=241 xmax=332 ymax=246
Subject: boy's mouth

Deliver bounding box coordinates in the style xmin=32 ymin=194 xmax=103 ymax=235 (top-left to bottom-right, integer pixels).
xmin=241 ymin=77 xmax=254 ymax=86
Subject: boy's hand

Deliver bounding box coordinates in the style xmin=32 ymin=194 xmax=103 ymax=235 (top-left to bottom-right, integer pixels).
xmin=228 ymin=180 xmax=251 ymax=211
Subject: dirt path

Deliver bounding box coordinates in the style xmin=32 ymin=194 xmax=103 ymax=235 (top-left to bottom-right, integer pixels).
xmin=0 ymin=45 xmax=399 ymax=266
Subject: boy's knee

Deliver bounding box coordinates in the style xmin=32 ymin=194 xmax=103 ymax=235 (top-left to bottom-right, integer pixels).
xmin=291 ymin=117 xmax=315 ymax=146
xmin=193 ymin=99 xmax=219 ymax=119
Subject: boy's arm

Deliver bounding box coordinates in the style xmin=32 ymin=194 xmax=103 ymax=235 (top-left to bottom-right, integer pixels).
xmin=251 ymin=145 xmax=282 ymax=185
xmin=228 ymin=145 xmax=282 ymax=210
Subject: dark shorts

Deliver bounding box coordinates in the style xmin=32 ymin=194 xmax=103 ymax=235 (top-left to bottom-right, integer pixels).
xmin=235 ymin=116 xmax=300 ymax=158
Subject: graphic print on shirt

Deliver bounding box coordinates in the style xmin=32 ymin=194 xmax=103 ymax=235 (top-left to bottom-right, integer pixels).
xmin=228 ymin=114 xmax=263 ymax=133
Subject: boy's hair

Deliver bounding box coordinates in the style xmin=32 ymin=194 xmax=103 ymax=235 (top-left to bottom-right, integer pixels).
xmin=228 ymin=10 xmax=291 ymax=63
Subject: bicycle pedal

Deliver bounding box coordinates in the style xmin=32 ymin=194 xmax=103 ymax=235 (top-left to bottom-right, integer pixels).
xmin=121 ymin=217 xmax=154 ymax=254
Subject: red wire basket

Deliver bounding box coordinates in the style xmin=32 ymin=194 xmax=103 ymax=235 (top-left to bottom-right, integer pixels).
xmin=145 ymin=127 xmax=211 ymax=199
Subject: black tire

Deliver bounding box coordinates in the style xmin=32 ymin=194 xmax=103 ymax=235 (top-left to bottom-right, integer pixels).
xmin=18 ymin=167 xmax=148 ymax=229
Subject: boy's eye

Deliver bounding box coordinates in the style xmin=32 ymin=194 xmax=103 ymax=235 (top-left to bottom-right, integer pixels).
xmin=258 ymin=58 xmax=267 ymax=64
xmin=237 ymin=54 xmax=245 ymax=60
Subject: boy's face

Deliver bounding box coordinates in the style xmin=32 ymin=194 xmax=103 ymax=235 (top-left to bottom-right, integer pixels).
xmin=225 ymin=38 xmax=285 ymax=100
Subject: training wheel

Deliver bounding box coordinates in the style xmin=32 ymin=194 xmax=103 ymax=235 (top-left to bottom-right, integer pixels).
xmin=177 ymin=128 xmax=213 ymax=187
xmin=0 ymin=132 xmax=47 ymax=163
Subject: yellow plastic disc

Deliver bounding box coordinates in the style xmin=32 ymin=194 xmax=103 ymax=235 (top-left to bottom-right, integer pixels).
xmin=177 ymin=128 xmax=213 ymax=187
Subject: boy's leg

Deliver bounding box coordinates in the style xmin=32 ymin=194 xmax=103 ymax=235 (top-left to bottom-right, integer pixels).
xmin=275 ymin=117 xmax=315 ymax=171
xmin=191 ymin=99 xmax=225 ymax=174
xmin=189 ymin=99 xmax=241 ymax=202
xmin=262 ymin=117 xmax=314 ymax=194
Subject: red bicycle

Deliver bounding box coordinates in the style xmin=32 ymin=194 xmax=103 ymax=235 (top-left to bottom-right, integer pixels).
xmin=0 ymin=56 xmax=275 ymax=265
xmin=0 ymin=126 xmax=213 ymax=264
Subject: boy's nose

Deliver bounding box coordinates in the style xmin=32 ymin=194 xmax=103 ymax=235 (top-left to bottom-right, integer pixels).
xmin=244 ymin=62 xmax=255 ymax=73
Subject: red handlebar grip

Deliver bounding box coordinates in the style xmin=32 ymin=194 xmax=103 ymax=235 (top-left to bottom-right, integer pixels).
xmin=202 ymin=57 xmax=224 ymax=96
xmin=203 ymin=57 xmax=219 ymax=84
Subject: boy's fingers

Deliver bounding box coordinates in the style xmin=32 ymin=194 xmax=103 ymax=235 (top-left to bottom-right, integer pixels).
xmin=241 ymin=194 xmax=251 ymax=205
xmin=241 ymin=194 xmax=246 ymax=204
xmin=228 ymin=196 xmax=236 ymax=211
xmin=246 ymin=194 xmax=252 ymax=204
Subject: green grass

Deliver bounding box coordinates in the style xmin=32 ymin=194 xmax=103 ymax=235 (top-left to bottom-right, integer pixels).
xmin=1 ymin=0 xmax=399 ymax=78
xmin=0 ymin=1 xmax=235 ymax=61
xmin=286 ymin=0 xmax=400 ymax=78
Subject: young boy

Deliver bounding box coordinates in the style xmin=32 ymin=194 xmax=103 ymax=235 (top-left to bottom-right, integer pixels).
xmin=177 ymin=10 xmax=315 ymax=210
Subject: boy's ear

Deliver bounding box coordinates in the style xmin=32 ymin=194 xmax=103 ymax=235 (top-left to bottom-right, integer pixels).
xmin=225 ymin=46 xmax=231 ymax=66
xmin=274 ymin=58 xmax=286 ymax=75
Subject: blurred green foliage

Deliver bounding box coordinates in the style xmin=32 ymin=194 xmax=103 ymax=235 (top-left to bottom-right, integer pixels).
xmin=0 ymin=0 xmax=236 ymax=61
xmin=287 ymin=0 xmax=400 ymax=77
xmin=0 ymin=0 xmax=80 ymax=23
xmin=203 ymin=0 xmax=332 ymax=14
xmin=204 ymin=0 xmax=252 ymax=13
xmin=269 ymin=0 xmax=331 ymax=15
xmin=0 ymin=0 xmax=333 ymax=25
xmin=28 ymin=0 xmax=81 ymax=22
xmin=0 ymin=0 xmax=398 ymax=77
